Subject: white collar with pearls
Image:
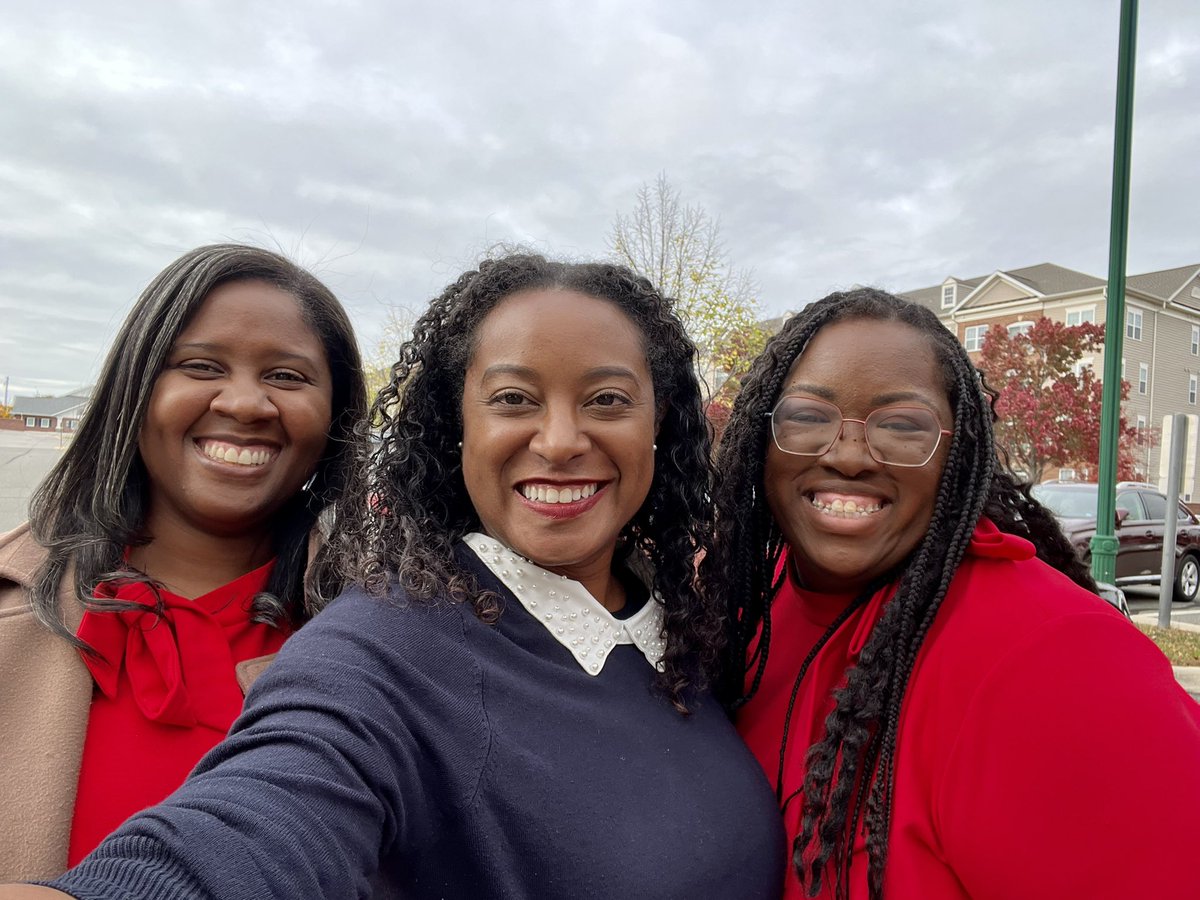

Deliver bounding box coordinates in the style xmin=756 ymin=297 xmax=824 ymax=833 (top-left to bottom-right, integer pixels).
xmin=463 ymin=533 xmax=666 ymax=677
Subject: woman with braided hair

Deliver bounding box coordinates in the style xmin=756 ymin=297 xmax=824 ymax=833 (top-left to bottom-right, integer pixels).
xmin=705 ymin=287 xmax=1200 ymax=899
xmin=4 ymin=254 xmax=785 ymax=899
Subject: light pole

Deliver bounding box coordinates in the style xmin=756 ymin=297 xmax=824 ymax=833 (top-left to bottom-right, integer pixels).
xmin=1091 ymin=0 xmax=1139 ymax=585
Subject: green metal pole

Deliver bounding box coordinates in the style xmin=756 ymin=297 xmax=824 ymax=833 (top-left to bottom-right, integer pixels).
xmin=1092 ymin=0 xmax=1139 ymax=584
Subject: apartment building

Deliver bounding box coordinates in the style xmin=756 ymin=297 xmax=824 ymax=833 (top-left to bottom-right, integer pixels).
xmin=901 ymin=262 xmax=1200 ymax=494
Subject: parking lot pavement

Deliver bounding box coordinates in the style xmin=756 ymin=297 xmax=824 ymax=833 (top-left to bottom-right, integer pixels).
xmin=0 ymin=429 xmax=70 ymax=531
xmin=1171 ymin=608 xmax=1200 ymax=627
xmin=1127 ymin=593 xmax=1200 ymax=626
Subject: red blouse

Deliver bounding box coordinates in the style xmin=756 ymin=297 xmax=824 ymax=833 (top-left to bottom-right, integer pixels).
xmin=68 ymin=561 xmax=290 ymax=865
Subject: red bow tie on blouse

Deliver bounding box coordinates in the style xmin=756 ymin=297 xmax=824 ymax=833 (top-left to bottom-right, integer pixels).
xmin=76 ymin=567 xmax=272 ymax=730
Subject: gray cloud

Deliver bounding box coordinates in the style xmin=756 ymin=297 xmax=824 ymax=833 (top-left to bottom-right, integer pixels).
xmin=1 ymin=0 xmax=1196 ymax=395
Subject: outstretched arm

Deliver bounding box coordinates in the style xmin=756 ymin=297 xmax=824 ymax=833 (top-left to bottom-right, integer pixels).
xmin=4 ymin=592 xmax=483 ymax=900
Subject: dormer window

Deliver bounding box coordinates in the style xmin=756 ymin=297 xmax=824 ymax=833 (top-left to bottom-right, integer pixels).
xmin=941 ymin=283 xmax=956 ymax=309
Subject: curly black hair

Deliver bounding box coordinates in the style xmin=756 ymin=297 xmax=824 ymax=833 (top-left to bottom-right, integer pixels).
xmin=322 ymin=253 xmax=720 ymax=712
xmin=704 ymin=287 xmax=1095 ymax=898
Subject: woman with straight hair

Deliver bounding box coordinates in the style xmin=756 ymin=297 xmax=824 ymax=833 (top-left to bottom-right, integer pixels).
xmin=2 ymin=254 xmax=785 ymax=899
xmin=705 ymin=287 xmax=1200 ymax=899
xmin=0 ymin=243 xmax=367 ymax=881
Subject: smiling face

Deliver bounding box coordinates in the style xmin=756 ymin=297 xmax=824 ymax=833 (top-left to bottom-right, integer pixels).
xmin=138 ymin=279 xmax=334 ymax=541
xmin=460 ymin=288 xmax=657 ymax=584
xmin=764 ymin=317 xmax=953 ymax=594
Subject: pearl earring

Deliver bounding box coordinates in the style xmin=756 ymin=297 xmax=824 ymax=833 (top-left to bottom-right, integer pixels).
xmin=652 ymin=443 xmax=658 ymax=451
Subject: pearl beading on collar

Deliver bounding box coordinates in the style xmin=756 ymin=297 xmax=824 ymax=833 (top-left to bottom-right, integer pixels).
xmin=464 ymin=533 xmax=667 ymax=677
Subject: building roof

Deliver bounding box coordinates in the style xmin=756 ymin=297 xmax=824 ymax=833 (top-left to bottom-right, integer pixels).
xmin=898 ymin=284 xmax=942 ymax=311
xmin=997 ymin=263 xmax=1105 ymax=296
xmin=1127 ymin=264 xmax=1200 ymax=303
xmin=899 ymin=275 xmax=987 ymax=313
xmin=780 ymin=262 xmax=1200 ymax=335
xmin=902 ymin=264 xmax=1111 ymax=315
xmin=11 ymin=394 xmax=89 ymax=417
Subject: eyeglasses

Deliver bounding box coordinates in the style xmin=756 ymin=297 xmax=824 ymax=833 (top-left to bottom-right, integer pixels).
xmin=766 ymin=396 xmax=952 ymax=468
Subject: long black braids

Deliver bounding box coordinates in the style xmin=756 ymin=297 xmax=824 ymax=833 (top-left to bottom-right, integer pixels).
xmin=322 ymin=254 xmax=721 ymax=712
xmin=704 ymin=287 xmax=1095 ymax=898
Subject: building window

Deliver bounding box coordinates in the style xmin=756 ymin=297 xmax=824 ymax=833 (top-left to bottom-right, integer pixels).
xmin=24 ymin=416 xmax=35 ymax=428
xmin=1138 ymin=363 xmax=1149 ymax=395
xmin=1191 ymin=375 xmax=1198 ymax=405
xmin=1192 ymin=326 xmax=1199 ymax=355
xmin=1007 ymin=321 xmax=1033 ymax=337
xmin=1066 ymin=307 xmax=1095 ymax=327
xmin=1126 ymin=309 xmax=1143 ymax=340
xmin=38 ymin=417 xmax=51 ymax=428
xmin=941 ymin=284 xmax=956 ymax=309
xmin=964 ymin=324 xmax=989 ymax=352
xmin=1137 ymin=415 xmax=1147 ymax=434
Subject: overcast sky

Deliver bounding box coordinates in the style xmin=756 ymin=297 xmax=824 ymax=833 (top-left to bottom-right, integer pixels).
xmin=1 ymin=0 xmax=1196 ymax=397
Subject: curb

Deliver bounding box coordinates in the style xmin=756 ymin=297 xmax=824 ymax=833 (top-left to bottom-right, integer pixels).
xmin=1173 ymin=667 xmax=1200 ymax=694
xmin=1129 ymin=612 xmax=1200 ymax=633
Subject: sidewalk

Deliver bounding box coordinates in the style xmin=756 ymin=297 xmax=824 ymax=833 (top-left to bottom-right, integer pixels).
xmin=1173 ymin=666 xmax=1200 ymax=699
xmin=1130 ymin=612 xmax=1200 ymax=700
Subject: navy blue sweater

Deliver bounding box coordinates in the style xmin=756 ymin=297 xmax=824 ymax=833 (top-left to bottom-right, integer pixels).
xmin=51 ymin=548 xmax=785 ymax=899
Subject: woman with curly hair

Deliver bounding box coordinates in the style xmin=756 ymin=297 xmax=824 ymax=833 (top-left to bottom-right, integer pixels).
xmin=0 ymin=244 xmax=367 ymax=881
xmin=705 ymin=287 xmax=1200 ymax=899
xmin=9 ymin=255 xmax=785 ymax=900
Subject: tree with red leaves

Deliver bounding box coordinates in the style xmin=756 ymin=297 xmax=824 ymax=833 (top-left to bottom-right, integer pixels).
xmin=976 ymin=317 xmax=1139 ymax=482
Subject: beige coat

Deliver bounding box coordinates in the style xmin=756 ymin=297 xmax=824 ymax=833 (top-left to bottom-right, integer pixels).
xmin=0 ymin=524 xmax=277 ymax=880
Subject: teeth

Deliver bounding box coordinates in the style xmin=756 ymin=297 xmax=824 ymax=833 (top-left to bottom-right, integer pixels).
xmin=810 ymin=496 xmax=882 ymax=518
xmin=200 ymin=441 xmax=272 ymax=467
xmin=522 ymin=483 xmax=598 ymax=504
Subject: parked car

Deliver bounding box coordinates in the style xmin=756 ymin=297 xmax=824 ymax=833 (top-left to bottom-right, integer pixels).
xmin=1031 ymin=481 xmax=1200 ymax=603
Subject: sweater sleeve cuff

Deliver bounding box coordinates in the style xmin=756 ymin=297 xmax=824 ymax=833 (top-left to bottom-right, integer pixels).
xmin=47 ymin=836 xmax=211 ymax=900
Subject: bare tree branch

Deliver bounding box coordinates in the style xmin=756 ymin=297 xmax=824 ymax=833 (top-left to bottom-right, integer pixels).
xmin=609 ymin=173 xmax=761 ymax=396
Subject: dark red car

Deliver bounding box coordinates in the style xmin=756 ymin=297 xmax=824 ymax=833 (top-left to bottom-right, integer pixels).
xmin=1032 ymin=481 xmax=1200 ymax=603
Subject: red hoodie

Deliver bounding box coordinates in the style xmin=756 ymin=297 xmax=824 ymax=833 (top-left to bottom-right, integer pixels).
xmin=738 ymin=518 xmax=1200 ymax=899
